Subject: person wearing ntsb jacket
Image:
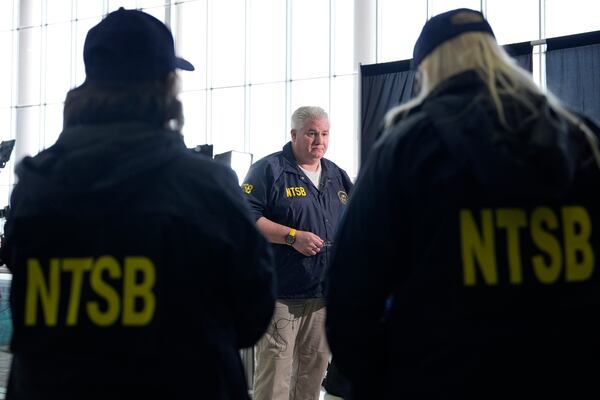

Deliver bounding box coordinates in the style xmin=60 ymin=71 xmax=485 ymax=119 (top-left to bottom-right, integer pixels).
xmin=242 ymin=106 xmax=352 ymax=400
xmin=326 ymin=8 xmax=600 ymax=400
xmin=1 ymin=9 xmax=275 ymax=400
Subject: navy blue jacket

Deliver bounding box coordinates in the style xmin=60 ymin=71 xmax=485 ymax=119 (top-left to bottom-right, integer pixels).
xmin=243 ymin=142 xmax=352 ymax=298
xmin=3 ymin=122 xmax=275 ymax=400
xmin=327 ymin=72 xmax=600 ymax=399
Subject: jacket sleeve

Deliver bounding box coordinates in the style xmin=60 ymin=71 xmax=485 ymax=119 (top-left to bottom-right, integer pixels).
xmin=240 ymin=160 xmax=273 ymax=222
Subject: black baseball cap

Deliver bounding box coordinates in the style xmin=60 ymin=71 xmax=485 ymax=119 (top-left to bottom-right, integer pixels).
xmin=83 ymin=8 xmax=194 ymax=82
xmin=412 ymin=8 xmax=495 ymax=68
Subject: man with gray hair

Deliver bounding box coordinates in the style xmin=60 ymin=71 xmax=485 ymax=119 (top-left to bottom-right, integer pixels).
xmin=242 ymin=106 xmax=353 ymax=400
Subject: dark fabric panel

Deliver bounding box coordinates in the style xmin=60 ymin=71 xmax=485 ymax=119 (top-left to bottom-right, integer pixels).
xmin=504 ymin=41 xmax=533 ymax=72
xmin=361 ymin=59 xmax=412 ymax=77
xmin=512 ymin=53 xmax=532 ymax=72
xmin=504 ymin=41 xmax=532 ymax=57
xmin=547 ymin=30 xmax=600 ymax=51
xmin=360 ymin=68 xmax=415 ymax=166
xmin=546 ymin=43 xmax=600 ymax=123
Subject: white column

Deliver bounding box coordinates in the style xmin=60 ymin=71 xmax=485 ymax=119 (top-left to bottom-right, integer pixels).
xmin=354 ymin=0 xmax=377 ymax=68
xmin=15 ymin=0 xmax=43 ymax=165
xmin=353 ymin=0 xmax=377 ymax=174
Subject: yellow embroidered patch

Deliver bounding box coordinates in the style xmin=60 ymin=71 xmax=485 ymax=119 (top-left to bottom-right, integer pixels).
xmin=242 ymin=183 xmax=253 ymax=194
xmin=285 ymin=187 xmax=307 ymax=197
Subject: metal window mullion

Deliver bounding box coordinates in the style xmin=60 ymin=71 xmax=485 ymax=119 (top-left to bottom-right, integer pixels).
xmin=285 ymin=0 xmax=292 ymax=137
xmin=329 ymin=0 xmax=335 ymax=156
xmin=206 ymin=0 xmax=213 ymax=146
xmin=375 ymin=0 xmax=380 ymax=63
xmin=539 ymin=0 xmax=546 ymax=91
xmin=70 ymin=0 xmax=77 ymax=91
xmin=10 ymin=0 xmax=18 ymax=130
xmin=9 ymin=6 xmax=17 ymax=185
xmin=40 ymin=3 xmax=48 ymax=151
xmin=244 ymin=0 xmax=250 ymax=154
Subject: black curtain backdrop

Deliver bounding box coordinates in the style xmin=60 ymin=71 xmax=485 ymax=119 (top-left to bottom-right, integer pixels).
xmin=359 ymin=42 xmax=533 ymax=168
xmin=546 ymin=30 xmax=600 ymax=123
xmin=360 ymin=60 xmax=415 ymax=166
xmin=504 ymin=41 xmax=533 ymax=72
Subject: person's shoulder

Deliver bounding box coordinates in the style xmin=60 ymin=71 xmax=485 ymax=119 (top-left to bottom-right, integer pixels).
xmin=322 ymin=158 xmax=353 ymax=190
xmin=246 ymin=150 xmax=287 ymax=180
xmin=178 ymin=150 xmax=229 ymax=174
xmin=172 ymin=150 xmax=240 ymax=190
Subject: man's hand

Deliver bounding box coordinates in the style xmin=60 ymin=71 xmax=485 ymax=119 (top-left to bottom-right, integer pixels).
xmin=292 ymin=230 xmax=324 ymax=256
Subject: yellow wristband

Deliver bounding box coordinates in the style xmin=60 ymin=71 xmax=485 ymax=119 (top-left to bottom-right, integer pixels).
xmin=285 ymin=228 xmax=297 ymax=245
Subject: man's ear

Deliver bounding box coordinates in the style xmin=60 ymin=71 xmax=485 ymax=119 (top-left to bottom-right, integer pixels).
xmin=291 ymin=129 xmax=297 ymax=142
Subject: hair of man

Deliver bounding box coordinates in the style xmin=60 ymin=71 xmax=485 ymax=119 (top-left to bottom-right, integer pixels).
xmin=63 ymin=72 xmax=183 ymax=131
xmin=291 ymin=106 xmax=329 ymax=130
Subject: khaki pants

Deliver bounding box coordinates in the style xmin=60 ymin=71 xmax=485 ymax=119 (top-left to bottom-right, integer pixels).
xmin=253 ymin=298 xmax=330 ymax=400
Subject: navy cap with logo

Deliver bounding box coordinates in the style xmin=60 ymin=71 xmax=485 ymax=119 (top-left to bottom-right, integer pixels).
xmin=412 ymin=8 xmax=495 ymax=68
xmin=83 ymin=8 xmax=194 ymax=82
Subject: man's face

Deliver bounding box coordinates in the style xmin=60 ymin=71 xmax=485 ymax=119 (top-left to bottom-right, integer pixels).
xmin=291 ymin=118 xmax=330 ymax=163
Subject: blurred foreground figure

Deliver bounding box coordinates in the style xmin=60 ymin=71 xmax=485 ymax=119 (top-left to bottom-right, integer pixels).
xmin=327 ymin=8 xmax=600 ymax=400
xmin=2 ymin=8 xmax=275 ymax=400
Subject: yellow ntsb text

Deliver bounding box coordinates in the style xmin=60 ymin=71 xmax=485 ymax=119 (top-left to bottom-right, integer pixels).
xmin=285 ymin=187 xmax=307 ymax=197
xmin=460 ymin=206 xmax=594 ymax=286
xmin=26 ymin=256 xmax=156 ymax=327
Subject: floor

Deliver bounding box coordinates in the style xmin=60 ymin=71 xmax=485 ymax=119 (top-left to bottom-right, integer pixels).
xmin=0 ymin=271 xmax=9 ymax=399
xmin=0 ymin=349 xmax=342 ymax=400
xmin=321 ymin=389 xmax=343 ymax=400
xmin=0 ymin=347 xmax=9 ymax=399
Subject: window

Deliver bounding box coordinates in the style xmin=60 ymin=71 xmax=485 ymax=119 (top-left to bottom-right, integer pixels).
xmin=174 ymin=1 xmax=208 ymax=91
xmin=0 ymin=31 xmax=15 ymax=108
xmin=330 ymin=75 xmax=356 ymax=177
xmin=378 ymin=0 xmax=427 ymax=62
xmin=6 ymin=0 xmax=600 ymax=202
xmin=249 ymin=82 xmax=287 ymax=161
xmin=211 ymin=86 xmax=246 ymax=155
xmin=46 ymin=0 xmax=72 ymax=24
xmin=429 ymin=0 xmax=480 ymax=16
xmin=180 ymin=90 xmax=208 ymax=148
xmin=545 ymin=0 xmax=600 ymax=38
xmin=291 ymin=78 xmax=330 ymax=113
xmin=487 ymin=0 xmax=540 ymax=44
xmin=291 ymin=0 xmax=330 ymax=80
xmin=211 ymin=0 xmax=246 ymax=88
xmin=333 ymin=0 xmax=354 ymax=75
xmin=249 ymin=0 xmax=286 ymax=84
xmin=44 ymin=22 xmax=72 ymax=104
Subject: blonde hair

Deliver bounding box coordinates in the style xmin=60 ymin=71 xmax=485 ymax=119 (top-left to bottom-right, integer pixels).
xmin=385 ymin=32 xmax=539 ymax=127
xmin=384 ymin=28 xmax=600 ymax=170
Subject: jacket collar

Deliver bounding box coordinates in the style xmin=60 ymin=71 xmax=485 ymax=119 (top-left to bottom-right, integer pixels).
xmin=281 ymin=141 xmax=336 ymax=178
